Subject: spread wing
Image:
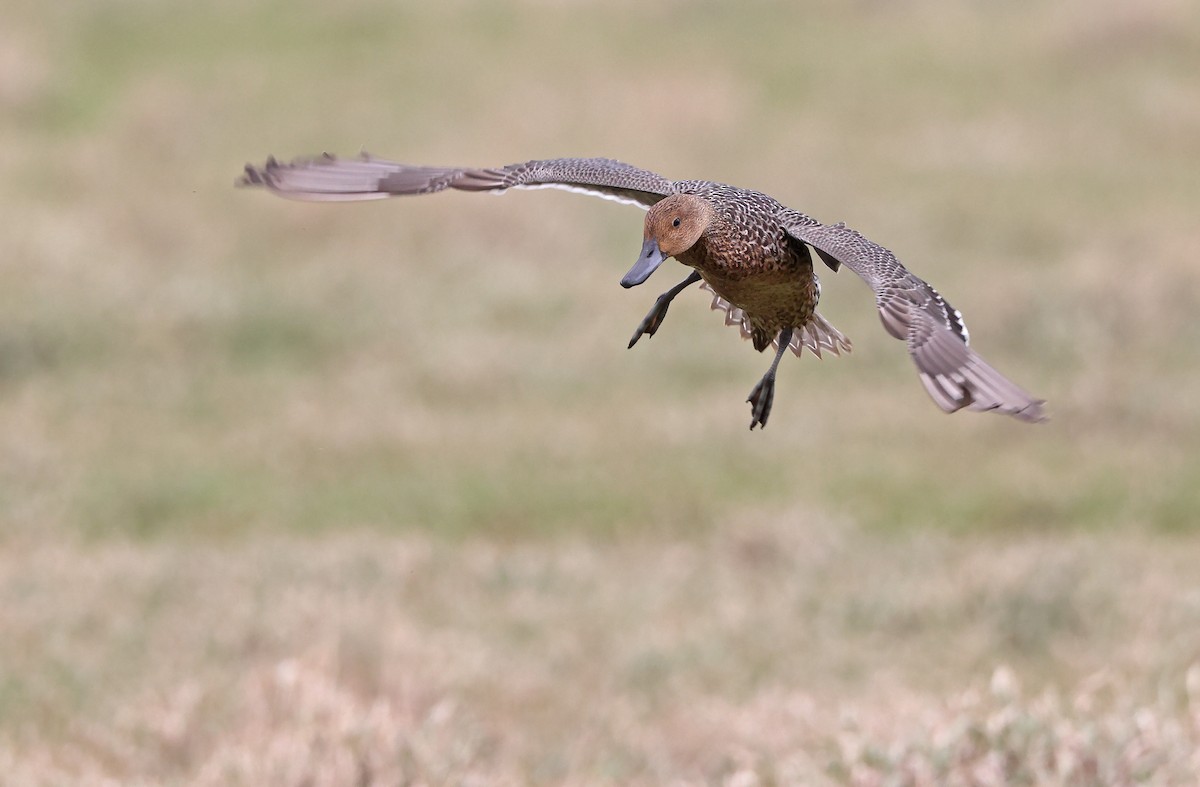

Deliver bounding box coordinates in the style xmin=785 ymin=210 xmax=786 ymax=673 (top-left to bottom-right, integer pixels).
xmin=238 ymin=153 xmax=673 ymax=209
xmin=784 ymin=219 xmax=1046 ymax=422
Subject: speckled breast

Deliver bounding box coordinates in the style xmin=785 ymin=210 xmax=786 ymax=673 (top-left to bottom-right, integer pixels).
xmin=679 ymin=232 xmax=819 ymax=335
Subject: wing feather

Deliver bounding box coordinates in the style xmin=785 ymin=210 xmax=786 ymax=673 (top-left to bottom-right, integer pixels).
xmin=783 ymin=219 xmax=1046 ymax=422
xmin=239 ymin=153 xmax=672 ymax=209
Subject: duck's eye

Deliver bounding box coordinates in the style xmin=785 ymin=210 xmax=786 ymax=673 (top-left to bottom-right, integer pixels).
xmin=672 ymin=217 xmax=681 ymax=228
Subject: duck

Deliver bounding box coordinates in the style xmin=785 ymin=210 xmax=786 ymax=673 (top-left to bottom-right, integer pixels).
xmin=239 ymin=154 xmax=1046 ymax=428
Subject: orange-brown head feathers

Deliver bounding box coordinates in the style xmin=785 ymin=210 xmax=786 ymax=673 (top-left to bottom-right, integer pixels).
xmin=644 ymin=194 xmax=714 ymax=257
xmin=621 ymin=194 xmax=714 ymax=288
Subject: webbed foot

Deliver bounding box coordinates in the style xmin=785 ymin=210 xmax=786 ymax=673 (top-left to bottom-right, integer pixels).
xmin=746 ymin=326 xmax=793 ymax=430
xmin=747 ymin=374 xmax=776 ymax=430
xmin=625 ymin=271 xmax=701 ymax=349
xmin=628 ymin=295 xmax=672 ymax=348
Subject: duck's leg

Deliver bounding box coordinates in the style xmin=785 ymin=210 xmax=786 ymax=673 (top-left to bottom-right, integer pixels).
xmin=627 ymin=270 xmax=703 ymax=349
xmin=746 ymin=326 xmax=794 ymax=430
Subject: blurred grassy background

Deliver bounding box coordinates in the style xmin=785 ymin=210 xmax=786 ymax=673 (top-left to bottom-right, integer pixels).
xmin=2 ymin=0 xmax=1199 ymax=782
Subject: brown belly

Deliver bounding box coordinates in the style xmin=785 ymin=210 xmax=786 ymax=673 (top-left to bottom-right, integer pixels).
xmin=699 ymin=269 xmax=819 ymax=335
xmin=676 ymin=235 xmax=820 ymax=342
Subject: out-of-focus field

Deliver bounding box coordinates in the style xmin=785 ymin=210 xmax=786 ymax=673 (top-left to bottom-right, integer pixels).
xmin=1 ymin=0 xmax=1199 ymax=783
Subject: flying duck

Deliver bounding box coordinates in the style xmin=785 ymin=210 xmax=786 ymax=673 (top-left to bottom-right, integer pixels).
xmin=239 ymin=154 xmax=1046 ymax=428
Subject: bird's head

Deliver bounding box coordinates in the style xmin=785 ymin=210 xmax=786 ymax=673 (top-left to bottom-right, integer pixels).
xmin=621 ymin=194 xmax=713 ymax=288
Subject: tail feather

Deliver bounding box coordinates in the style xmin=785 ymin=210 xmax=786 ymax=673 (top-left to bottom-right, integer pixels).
xmin=700 ymin=282 xmax=852 ymax=360
xmin=790 ymin=310 xmax=852 ymax=358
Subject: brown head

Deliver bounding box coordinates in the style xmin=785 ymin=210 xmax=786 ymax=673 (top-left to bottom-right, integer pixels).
xmin=620 ymin=194 xmax=714 ymax=288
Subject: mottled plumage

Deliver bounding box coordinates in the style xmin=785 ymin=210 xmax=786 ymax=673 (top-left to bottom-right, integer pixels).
xmin=239 ymin=153 xmax=1046 ymax=427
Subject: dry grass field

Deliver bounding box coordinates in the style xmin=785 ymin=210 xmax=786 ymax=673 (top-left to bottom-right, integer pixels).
xmin=2 ymin=0 xmax=1199 ymax=783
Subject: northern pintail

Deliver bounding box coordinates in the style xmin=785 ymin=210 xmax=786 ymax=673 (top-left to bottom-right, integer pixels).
xmin=239 ymin=154 xmax=1046 ymax=428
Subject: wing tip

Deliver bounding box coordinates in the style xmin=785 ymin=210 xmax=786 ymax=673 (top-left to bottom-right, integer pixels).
xmin=237 ymin=152 xmax=350 ymax=186
xmin=236 ymin=157 xmax=270 ymax=188
xmin=237 ymin=154 xmax=293 ymax=189
xmin=1010 ymin=398 xmax=1049 ymax=424
xmin=919 ymin=370 xmax=1048 ymax=424
xmin=235 ymin=153 xmax=405 ymax=201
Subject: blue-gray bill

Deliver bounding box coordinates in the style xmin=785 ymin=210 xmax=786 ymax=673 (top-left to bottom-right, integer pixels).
xmin=620 ymin=238 xmax=667 ymax=288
